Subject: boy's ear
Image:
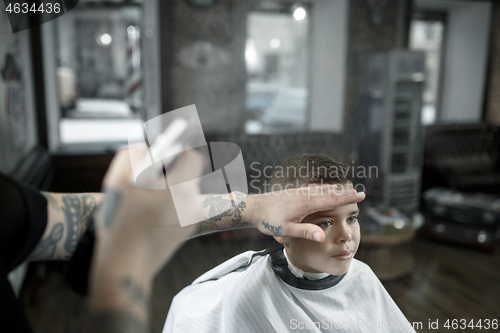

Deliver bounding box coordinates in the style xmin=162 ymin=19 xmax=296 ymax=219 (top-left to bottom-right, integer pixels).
xmin=273 ymin=236 xmax=289 ymax=246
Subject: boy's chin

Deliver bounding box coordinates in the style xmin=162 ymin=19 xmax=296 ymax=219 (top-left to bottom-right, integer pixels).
xmin=325 ymin=262 xmax=352 ymax=276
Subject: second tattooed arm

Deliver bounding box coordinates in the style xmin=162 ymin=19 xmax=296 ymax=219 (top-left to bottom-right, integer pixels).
xmin=28 ymin=192 xmax=104 ymax=261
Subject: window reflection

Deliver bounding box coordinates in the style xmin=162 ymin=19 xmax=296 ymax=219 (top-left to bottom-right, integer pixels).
xmin=54 ymin=3 xmax=143 ymax=119
xmin=245 ymin=2 xmax=310 ymax=134
xmin=410 ymin=18 xmax=445 ymax=125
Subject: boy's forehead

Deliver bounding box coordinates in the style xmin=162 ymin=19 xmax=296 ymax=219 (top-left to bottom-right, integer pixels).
xmin=304 ymin=203 xmax=359 ymax=221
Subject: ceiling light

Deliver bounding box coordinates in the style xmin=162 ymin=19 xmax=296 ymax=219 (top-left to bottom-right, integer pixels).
xmin=293 ymin=7 xmax=306 ymax=21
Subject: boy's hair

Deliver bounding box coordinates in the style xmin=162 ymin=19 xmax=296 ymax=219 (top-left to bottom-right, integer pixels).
xmin=271 ymin=154 xmax=351 ymax=190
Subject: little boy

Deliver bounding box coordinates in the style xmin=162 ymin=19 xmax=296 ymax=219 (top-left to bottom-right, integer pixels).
xmin=164 ymin=154 xmax=416 ymax=332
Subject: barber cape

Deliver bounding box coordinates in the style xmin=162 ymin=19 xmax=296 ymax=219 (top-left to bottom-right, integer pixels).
xmin=163 ymin=242 xmax=416 ymax=333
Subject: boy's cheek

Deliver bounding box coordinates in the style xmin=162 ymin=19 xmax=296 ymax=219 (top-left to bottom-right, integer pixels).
xmin=289 ymin=239 xmax=317 ymax=256
xmin=291 ymin=237 xmax=323 ymax=250
xmin=293 ymin=240 xmax=328 ymax=261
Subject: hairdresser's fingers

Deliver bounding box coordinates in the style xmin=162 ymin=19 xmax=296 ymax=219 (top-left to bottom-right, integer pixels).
xmin=103 ymin=143 xmax=149 ymax=188
xmin=296 ymin=184 xmax=337 ymax=196
xmin=282 ymin=222 xmax=326 ymax=242
xmin=301 ymin=191 xmax=366 ymax=214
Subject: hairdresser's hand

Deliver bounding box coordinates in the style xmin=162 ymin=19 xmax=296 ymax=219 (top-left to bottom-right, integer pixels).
xmin=246 ymin=185 xmax=365 ymax=242
xmin=86 ymin=145 xmax=204 ymax=333
xmin=93 ymin=144 xmax=204 ymax=279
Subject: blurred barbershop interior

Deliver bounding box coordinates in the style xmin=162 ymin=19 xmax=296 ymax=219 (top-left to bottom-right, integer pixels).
xmin=1 ymin=0 xmax=499 ymax=332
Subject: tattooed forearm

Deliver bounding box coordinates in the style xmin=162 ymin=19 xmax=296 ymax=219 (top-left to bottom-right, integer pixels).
xmin=62 ymin=194 xmax=97 ymax=257
xmin=194 ymin=192 xmax=253 ymax=236
xmin=120 ymin=277 xmax=151 ymax=313
xmin=86 ymin=276 xmax=151 ymax=333
xmin=262 ymin=222 xmax=283 ymax=236
xmin=29 ymin=222 xmax=64 ymax=260
xmin=30 ymin=192 xmax=102 ymax=261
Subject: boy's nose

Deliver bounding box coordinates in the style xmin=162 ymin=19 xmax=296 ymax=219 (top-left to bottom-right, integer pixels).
xmin=334 ymin=223 xmax=352 ymax=244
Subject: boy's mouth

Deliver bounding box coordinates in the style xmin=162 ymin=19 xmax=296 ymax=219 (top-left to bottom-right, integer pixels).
xmin=332 ymin=250 xmax=353 ymax=260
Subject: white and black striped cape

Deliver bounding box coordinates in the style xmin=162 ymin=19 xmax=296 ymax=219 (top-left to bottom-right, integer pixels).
xmin=163 ymin=242 xmax=416 ymax=333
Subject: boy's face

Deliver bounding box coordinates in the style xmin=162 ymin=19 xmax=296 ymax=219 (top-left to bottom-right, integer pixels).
xmin=275 ymin=201 xmax=360 ymax=276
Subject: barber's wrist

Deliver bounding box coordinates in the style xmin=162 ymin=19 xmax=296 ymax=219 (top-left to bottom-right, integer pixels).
xmin=241 ymin=194 xmax=258 ymax=228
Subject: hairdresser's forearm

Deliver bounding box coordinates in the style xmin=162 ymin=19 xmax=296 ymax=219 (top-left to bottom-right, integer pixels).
xmin=86 ymin=256 xmax=153 ymax=333
xmin=28 ymin=192 xmax=104 ymax=261
xmin=192 ymin=192 xmax=256 ymax=237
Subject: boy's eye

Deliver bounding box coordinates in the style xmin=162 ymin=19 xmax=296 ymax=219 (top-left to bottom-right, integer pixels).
xmin=347 ymin=216 xmax=359 ymax=223
xmin=318 ymin=220 xmax=333 ymax=228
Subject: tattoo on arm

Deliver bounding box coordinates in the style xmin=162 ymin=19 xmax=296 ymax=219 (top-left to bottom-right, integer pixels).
xmin=194 ymin=192 xmax=253 ymax=236
xmin=86 ymin=276 xmax=150 ymax=333
xmin=29 ymin=223 xmax=64 ymax=260
xmin=62 ymin=194 xmax=97 ymax=258
xmin=262 ymin=222 xmax=283 ymax=236
xmin=31 ymin=192 xmax=99 ymax=260
xmin=120 ymin=277 xmax=150 ymax=313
